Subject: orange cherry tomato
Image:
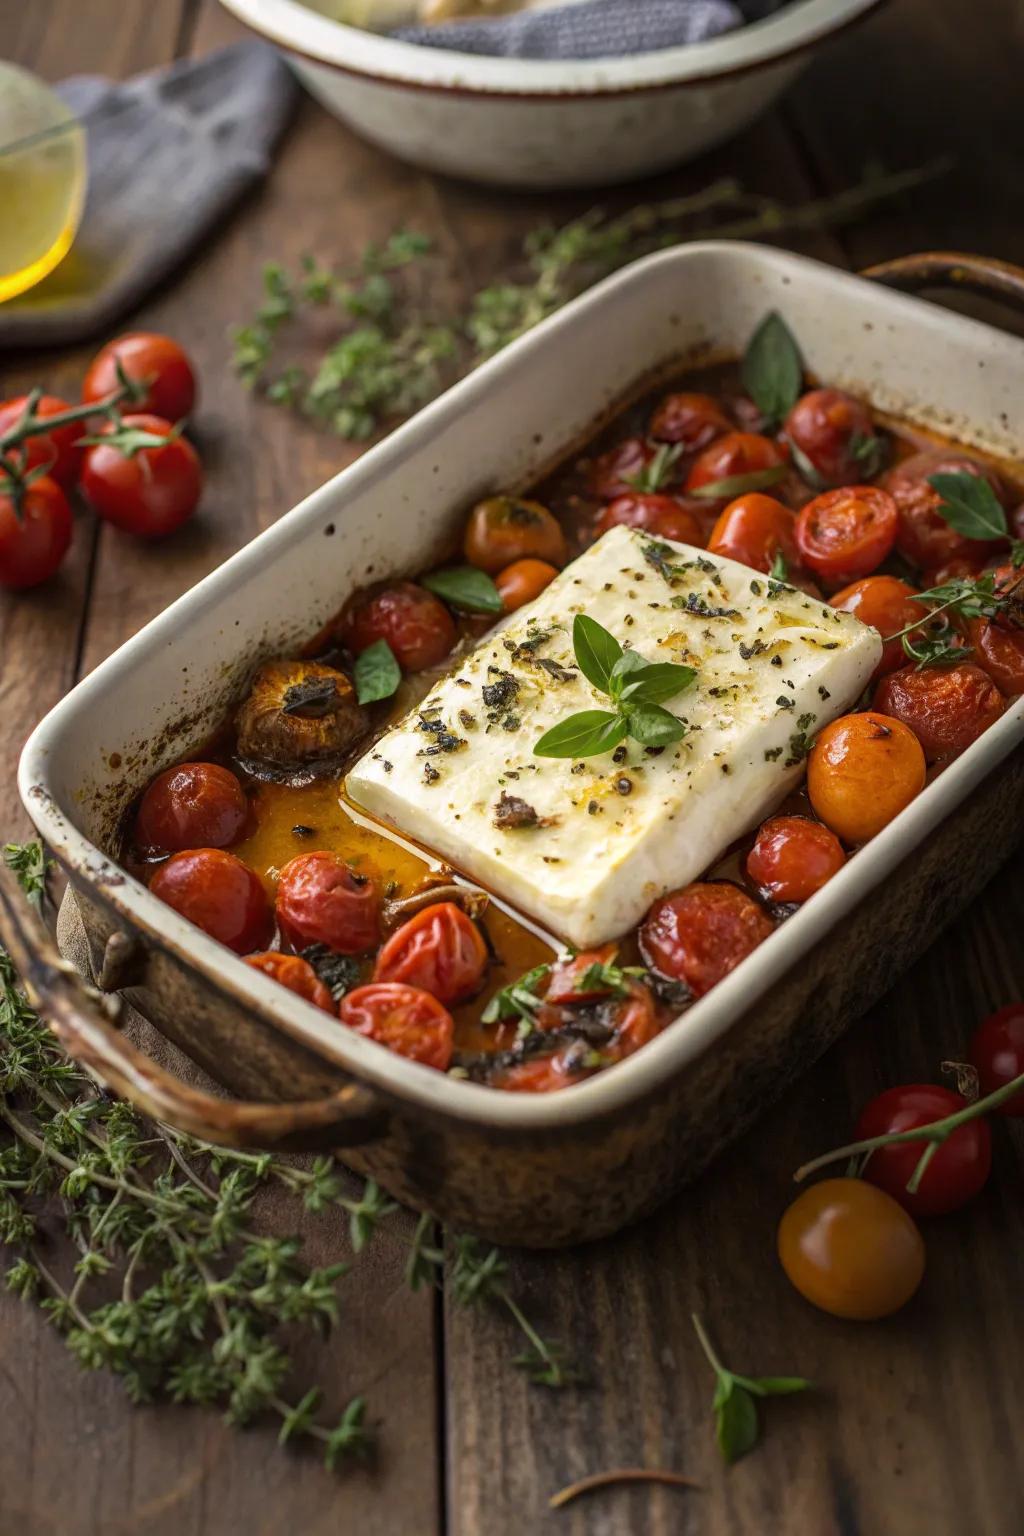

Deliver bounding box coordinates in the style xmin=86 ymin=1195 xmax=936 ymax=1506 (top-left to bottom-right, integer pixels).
xmin=339 ymin=982 xmax=454 ymax=1070
xmin=0 ymin=393 xmax=81 ymax=488
xmin=882 ymin=450 xmax=1005 ymax=573
xmin=587 ymin=437 xmax=672 ymax=501
xmin=639 ymin=881 xmax=773 ymax=998
xmin=777 ymin=1178 xmax=925 ymax=1320
xmin=874 ymin=663 xmax=1004 ymax=763
xmin=373 ymin=901 xmax=488 ymax=1006
xmin=965 ymin=616 xmax=1024 ymax=697
xmin=649 ymin=391 xmax=731 ymax=452
xmin=134 ymin=762 xmax=247 ymax=853
xmin=807 ymin=711 xmax=926 ymax=844
xmin=746 ymin=815 xmax=845 ymax=904
xmin=829 ymin=575 xmax=929 ymax=677
xmin=341 ymin=581 xmax=456 ymax=671
xmin=464 ymin=496 xmax=567 ymax=574
xmin=545 ymin=942 xmax=619 ymax=1004
xmin=149 ymin=848 xmax=273 ymax=954
xmin=244 ymin=951 xmax=334 ymax=1013
xmin=707 ymin=492 xmax=798 ymax=573
xmin=595 ymin=492 xmax=703 ymax=546
xmin=80 ymin=413 xmax=202 ymax=539
xmin=276 ymin=850 xmax=381 ymax=955
xmin=794 ymin=485 xmax=898 ymax=586
xmin=0 ymin=475 xmax=72 ymax=590
xmin=495 ymin=557 xmax=558 ymax=612
xmin=685 ymin=432 xmax=787 ymax=496
xmin=784 ymin=387 xmax=877 ymax=485
xmin=83 ymin=332 xmax=197 ymax=422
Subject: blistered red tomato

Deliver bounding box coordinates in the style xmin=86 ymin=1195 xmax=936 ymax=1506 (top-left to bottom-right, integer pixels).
xmin=794 ymin=485 xmax=898 ymax=585
xmin=341 ymin=581 xmax=456 ymax=672
xmin=83 ymin=332 xmax=197 ymax=422
xmin=0 ymin=394 xmax=81 ymax=488
xmin=829 ymin=575 xmax=929 ymax=677
xmin=707 ymin=492 xmax=798 ymax=573
xmin=276 ymin=851 xmax=380 ymax=955
xmin=339 ymin=982 xmax=454 ymax=1070
xmin=244 ymin=951 xmax=334 ymax=1012
xmin=855 ymin=1084 xmax=991 ymax=1217
xmin=882 ymin=451 xmax=1004 ymax=572
xmin=373 ymin=901 xmax=488 ymax=1006
xmin=685 ymin=432 xmax=787 ymax=496
xmin=495 ymin=558 xmax=558 ymax=612
xmin=965 ymin=613 xmax=1024 ymax=697
xmin=968 ymin=1004 xmax=1024 ymax=1116
xmin=0 ymin=475 xmax=72 ymax=590
xmin=595 ymin=492 xmax=702 ymax=545
xmin=784 ymin=388 xmax=877 ymax=485
xmin=649 ymin=392 xmax=731 ymax=452
xmin=149 ymin=848 xmax=273 ymax=954
xmin=746 ymin=815 xmax=845 ymax=904
xmin=134 ymin=762 xmax=247 ymax=853
xmin=80 ymin=413 xmax=202 ymax=538
xmin=777 ymin=1178 xmax=925 ymax=1320
xmin=874 ymin=663 xmax=1004 ymax=762
xmin=639 ymin=881 xmax=773 ymax=998
xmin=807 ymin=712 xmax=926 ymax=844
xmin=464 ymin=496 xmax=567 ymax=574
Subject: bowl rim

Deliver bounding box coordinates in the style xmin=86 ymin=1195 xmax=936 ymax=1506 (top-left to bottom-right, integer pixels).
xmin=217 ymin=0 xmax=884 ymax=98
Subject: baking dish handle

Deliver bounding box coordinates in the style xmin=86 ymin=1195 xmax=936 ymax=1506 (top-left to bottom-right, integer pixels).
xmin=0 ymin=865 xmax=388 ymax=1153
xmin=862 ymin=251 xmax=1024 ymax=316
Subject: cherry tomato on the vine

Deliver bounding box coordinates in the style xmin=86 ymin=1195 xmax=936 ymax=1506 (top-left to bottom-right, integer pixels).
xmin=746 ymin=815 xmax=845 ymax=905
xmin=244 ymin=952 xmax=334 ymax=1013
xmin=794 ymin=485 xmax=898 ymax=586
xmin=855 ymin=1084 xmax=992 ymax=1217
xmin=339 ymin=982 xmax=454 ymax=1070
xmin=276 ymin=850 xmax=381 ymax=956
xmin=639 ymin=881 xmax=773 ymax=998
xmin=0 ymin=475 xmax=72 ymax=590
xmin=83 ymin=332 xmax=197 ymax=422
xmin=778 ymin=1178 xmax=925 ymax=1320
xmin=341 ymin=581 xmax=456 ymax=672
xmin=149 ymin=848 xmax=273 ymax=954
xmin=968 ymin=1004 xmax=1024 ymax=1116
xmin=0 ymin=394 xmax=82 ymax=488
xmin=373 ymin=901 xmax=488 ymax=1007
xmin=80 ymin=413 xmax=202 ymax=539
xmin=134 ymin=762 xmax=247 ymax=853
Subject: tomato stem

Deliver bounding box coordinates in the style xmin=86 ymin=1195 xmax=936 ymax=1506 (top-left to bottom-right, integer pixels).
xmin=904 ymin=1138 xmax=939 ymax=1195
xmin=691 ymin=1311 xmax=726 ymax=1377
xmin=0 ymin=383 xmax=132 ymax=457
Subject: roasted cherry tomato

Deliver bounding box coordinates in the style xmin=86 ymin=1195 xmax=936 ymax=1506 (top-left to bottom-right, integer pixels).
xmin=829 ymin=575 xmax=929 ymax=677
xmin=0 ymin=394 xmax=81 ymax=488
xmin=492 ymin=1048 xmax=583 ymax=1093
xmin=373 ymin=901 xmax=488 ymax=1006
xmin=545 ymin=943 xmax=619 ymax=1005
xmin=149 ymin=848 xmax=273 ymax=954
xmin=746 ymin=815 xmax=845 ymax=904
xmin=464 ymin=496 xmax=566 ymax=574
xmin=874 ymin=663 xmax=1004 ymax=762
xmin=276 ymin=850 xmax=380 ymax=955
xmin=784 ymin=388 xmax=878 ymax=486
xmin=341 ymin=580 xmax=456 ymax=671
xmin=595 ymin=492 xmax=702 ymax=545
xmin=587 ymin=438 xmax=671 ymax=501
xmin=882 ymin=451 xmax=1005 ymax=572
xmin=807 ymin=711 xmax=925 ymax=844
xmin=244 ymin=951 xmax=334 ymax=1013
xmin=968 ymin=1004 xmax=1024 ymax=1116
xmin=854 ymin=1084 xmax=991 ymax=1217
xmin=639 ymin=881 xmax=773 ymax=998
xmin=83 ymin=332 xmax=197 ymax=422
xmin=134 ymin=762 xmax=247 ymax=853
xmin=794 ymin=485 xmax=898 ymax=586
xmin=610 ymin=982 xmax=662 ymax=1056
xmin=80 ymin=413 xmax=202 ymax=539
xmin=685 ymin=432 xmax=787 ymax=496
xmin=339 ymin=982 xmax=453 ymax=1070
xmin=706 ymin=492 xmax=798 ymax=573
xmin=649 ymin=391 xmax=731 ymax=452
xmin=495 ymin=557 xmax=558 ymax=612
xmin=777 ymin=1178 xmax=925 ymax=1320
xmin=0 ymin=475 xmax=72 ymax=590
xmin=965 ymin=614 xmax=1024 ymax=697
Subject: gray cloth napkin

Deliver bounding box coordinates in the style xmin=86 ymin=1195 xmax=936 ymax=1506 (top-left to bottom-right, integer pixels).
xmin=391 ymin=0 xmax=785 ymax=59
xmin=0 ymin=43 xmax=298 ymax=352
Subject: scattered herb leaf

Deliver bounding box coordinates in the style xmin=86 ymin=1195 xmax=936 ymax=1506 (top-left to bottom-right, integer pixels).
xmin=353 ymin=639 xmax=402 ymax=705
xmin=741 ymin=312 xmax=803 ymax=427
xmin=689 ymin=465 xmax=787 ymax=501
xmin=422 ymin=566 xmax=504 ymax=614
xmin=692 ymin=1314 xmax=811 ymax=1465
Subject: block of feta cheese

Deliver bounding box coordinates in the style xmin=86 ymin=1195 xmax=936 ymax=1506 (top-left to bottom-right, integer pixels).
xmin=346 ymin=526 xmax=881 ymax=947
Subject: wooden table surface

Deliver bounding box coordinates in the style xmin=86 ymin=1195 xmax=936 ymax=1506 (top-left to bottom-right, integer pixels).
xmin=2 ymin=2 xmax=1023 ymax=1533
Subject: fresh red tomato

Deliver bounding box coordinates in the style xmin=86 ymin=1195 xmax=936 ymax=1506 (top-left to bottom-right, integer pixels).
xmin=784 ymin=388 xmax=878 ymax=485
xmin=639 ymin=881 xmax=773 ymax=998
xmin=649 ymin=391 xmax=731 ymax=452
xmin=829 ymin=575 xmax=929 ymax=677
xmin=795 ymin=485 xmax=898 ymax=585
xmin=685 ymin=432 xmax=787 ymax=496
xmin=874 ymin=663 xmax=1004 ymax=762
xmin=83 ymin=332 xmax=197 ymax=421
xmin=80 ymin=413 xmax=202 ymax=539
xmin=545 ymin=943 xmax=619 ymax=1004
xmin=495 ymin=558 xmax=558 ymax=612
xmin=968 ymin=1004 xmax=1024 ymax=1115
xmin=134 ymin=762 xmax=247 ymax=853
xmin=595 ymin=492 xmax=703 ymax=545
xmin=341 ymin=581 xmax=456 ymax=672
xmin=339 ymin=982 xmax=454 ymax=1070
xmin=706 ymin=492 xmax=799 ymax=573
xmin=149 ymin=848 xmax=273 ymax=954
xmin=587 ymin=438 xmax=672 ymax=501
xmin=808 ymin=712 xmax=926 ymax=844
xmin=746 ymin=815 xmax=845 ymax=904
xmin=0 ymin=475 xmax=72 ymax=590
xmin=276 ymin=851 xmax=380 ymax=956
xmin=464 ymin=497 xmax=566 ymax=574
xmin=855 ymin=1085 xmax=991 ymax=1216
xmin=882 ymin=451 xmax=1005 ymax=573
xmin=373 ymin=901 xmax=488 ymax=1006
xmin=244 ymin=951 xmax=334 ymax=1013
xmin=0 ymin=394 xmax=81 ymax=488
xmin=777 ymin=1178 xmax=925 ymax=1320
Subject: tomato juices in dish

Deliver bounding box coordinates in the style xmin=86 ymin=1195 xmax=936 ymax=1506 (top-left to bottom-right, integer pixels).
xmin=122 ymin=325 xmax=1024 ymax=1093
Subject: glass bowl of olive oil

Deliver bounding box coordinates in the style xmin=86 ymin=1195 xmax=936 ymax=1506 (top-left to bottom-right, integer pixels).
xmin=0 ymin=62 xmax=87 ymax=304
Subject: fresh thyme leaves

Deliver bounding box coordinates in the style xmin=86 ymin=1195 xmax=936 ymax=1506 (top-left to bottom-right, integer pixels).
xmin=902 ymin=622 xmax=969 ymax=670
xmin=691 ymin=1313 xmax=811 ymax=1465
xmin=353 ymin=638 xmax=402 ymax=705
xmin=534 ymin=615 xmax=695 ymax=759
xmin=481 ymin=962 xmax=551 ymax=1026
xmin=883 ymin=571 xmax=1021 ymax=655
xmin=421 ymin=566 xmax=504 ymax=615
xmin=2 ymin=842 xmax=49 ymax=908
xmin=688 ymin=465 xmax=787 ymax=501
xmin=741 ymin=312 xmax=803 ymax=428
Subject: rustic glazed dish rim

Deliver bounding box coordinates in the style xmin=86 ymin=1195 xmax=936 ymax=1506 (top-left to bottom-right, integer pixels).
xmin=19 ymin=241 xmax=1024 ymax=1131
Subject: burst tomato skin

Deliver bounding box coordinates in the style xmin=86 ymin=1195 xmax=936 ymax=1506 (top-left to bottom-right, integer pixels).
xmin=874 ymin=663 xmax=1004 ymax=762
xmin=587 ymin=437 xmax=669 ymax=501
xmin=685 ymin=432 xmax=787 ymax=495
xmin=339 ymin=982 xmax=454 ymax=1070
xmin=495 ymin=558 xmax=558 ymax=612
xmin=882 ymin=451 xmax=1004 ymax=572
xmin=341 ymin=581 xmax=456 ymax=672
xmin=784 ymin=388 xmax=877 ymax=485
xmin=746 ymin=815 xmax=845 ymax=904
xmin=777 ymin=1178 xmax=925 ymax=1320
xmin=545 ymin=943 xmax=619 ymax=1004
xmin=794 ymin=485 xmax=898 ymax=585
xmin=855 ymin=1085 xmax=992 ymax=1217
xmin=807 ymin=712 xmax=926 ymax=844
xmin=707 ymin=492 xmax=798 ymax=573
xmin=968 ymin=1004 xmax=1024 ymax=1116
xmin=149 ymin=848 xmax=273 ymax=954
xmin=276 ymin=851 xmax=380 ymax=956
xmin=0 ymin=394 xmax=81 ymax=488
xmin=639 ymin=881 xmax=773 ymax=998
xmin=829 ymin=575 xmax=929 ymax=678
xmin=965 ymin=616 xmax=1024 ymax=697
xmin=373 ymin=902 xmax=488 ymax=1006
xmin=649 ymin=391 xmax=731 ymax=452
xmin=134 ymin=762 xmax=247 ymax=853
xmin=464 ymin=496 xmax=566 ymax=573
xmin=83 ymin=332 xmax=197 ymax=421
xmin=0 ymin=476 xmax=72 ymax=590
xmin=596 ymin=492 xmax=702 ymax=545
xmin=80 ymin=413 xmax=202 ymax=538
xmin=244 ymin=952 xmax=334 ymax=1013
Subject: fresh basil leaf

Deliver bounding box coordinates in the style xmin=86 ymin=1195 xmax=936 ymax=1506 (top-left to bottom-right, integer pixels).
xmin=741 ymin=312 xmax=803 ymax=425
xmin=624 ymin=702 xmax=687 ymax=747
xmin=533 ymin=709 xmax=627 ymax=759
xmin=572 ymin=614 xmax=622 ymax=696
xmin=607 ymin=648 xmax=646 ymax=698
xmin=421 ymin=566 xmax=504 ymax=613
xmin=618 ymin=661 xmax=696 ymax=705
xmin=689 ymin=464 xmax=787 ymax=501
xmin=735 ymin=1374 xmax=813 ymax=1399
xmin=715 ymin=1380 xmax=760 ymax=1464
xmin=353 ymin=639 xmax=401 ymax=704
xmin=927 ymin=472 xmax=1008 ymax=542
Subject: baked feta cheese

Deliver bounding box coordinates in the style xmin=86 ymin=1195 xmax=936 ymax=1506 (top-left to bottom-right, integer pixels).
xmin=346 ymin=526 xmax=881 ymax=947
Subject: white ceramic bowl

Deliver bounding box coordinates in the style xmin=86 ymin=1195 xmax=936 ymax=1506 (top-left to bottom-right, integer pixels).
xmin=217 ymin=0 xmax=883 ymax=187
